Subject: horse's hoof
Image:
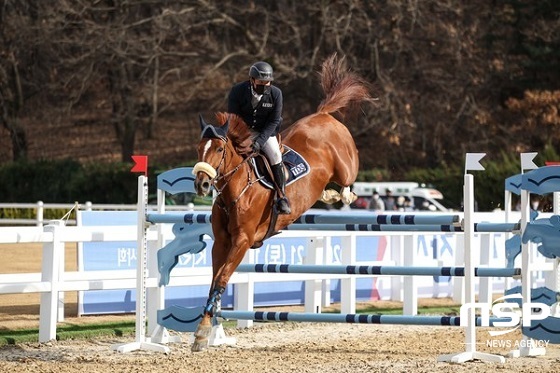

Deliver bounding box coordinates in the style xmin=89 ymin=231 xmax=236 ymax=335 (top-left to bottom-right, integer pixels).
xmin=192 ymin=323 xmax=212 ymax=352
xmin=191 ymin=338 xmax=209 ymax=352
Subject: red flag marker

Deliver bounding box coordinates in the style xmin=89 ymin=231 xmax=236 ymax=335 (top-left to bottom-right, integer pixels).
xmin=131 ymin=155 xmax=148 ymax=176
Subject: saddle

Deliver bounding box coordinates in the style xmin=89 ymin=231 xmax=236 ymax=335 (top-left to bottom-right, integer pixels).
xmin=250 ymin=145 xmax=310 ymax=189
xmin=247 ymin=141 xmax=310 ymax=249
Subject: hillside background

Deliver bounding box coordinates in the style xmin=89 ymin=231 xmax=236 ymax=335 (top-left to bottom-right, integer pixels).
xmin=1 ymin=1 xmax=560 ymax=208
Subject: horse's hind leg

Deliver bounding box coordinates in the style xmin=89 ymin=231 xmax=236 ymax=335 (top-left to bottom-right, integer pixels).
xmin=330 ymin=143 xmax=359 ymax=205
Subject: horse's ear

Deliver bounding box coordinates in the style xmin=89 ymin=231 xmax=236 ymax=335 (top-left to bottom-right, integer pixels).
xmin=199 ymin=114 xmax=228 ymax=141
xmin=199 ymin=114 xmax=207 ymax=131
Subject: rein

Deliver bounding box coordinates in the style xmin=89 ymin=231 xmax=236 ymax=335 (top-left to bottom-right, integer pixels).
xmin=208 ymin=137 xmax=280 ymax=245
xmin=212 ymin=144 xmax=261 ymax=214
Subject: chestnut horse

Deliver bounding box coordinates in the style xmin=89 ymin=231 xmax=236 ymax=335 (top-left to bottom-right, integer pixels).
xmin=191 ymin=54 xmax=374 ymax=351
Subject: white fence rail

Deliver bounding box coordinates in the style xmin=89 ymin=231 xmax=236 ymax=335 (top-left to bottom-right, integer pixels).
xmin=0 ymin=202 xmax=210 ymax=226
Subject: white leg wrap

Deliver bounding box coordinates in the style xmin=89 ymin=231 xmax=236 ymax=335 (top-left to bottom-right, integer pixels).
xmin=340 ymin=186 xmax=357 ymax=205
xmin=319 ymin=189 xmax=341 ymax=204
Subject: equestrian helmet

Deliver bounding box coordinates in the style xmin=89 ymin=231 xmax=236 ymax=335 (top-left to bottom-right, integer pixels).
xmin=249 ymin=61 xmax=274 ymax=81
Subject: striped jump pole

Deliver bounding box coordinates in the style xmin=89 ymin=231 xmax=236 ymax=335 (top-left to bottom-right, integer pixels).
xmin=217 ymin=310 xmax=510 ymax=327
xmin=285 ymin=223 xmax=463 ymax=232
xmin=286 ymin=222 xmax=519 ymax=232
xmin=294 ymin=212 xmax=460 ymax=226
xmin=235 ymin=264 xmax=521 ymax=278
xmin=146 ymin=212 xmax=519 ymax=233
xmin=146 ymin=212 xmax=460 ymax=226
xmin=146 ymin=212 xmax=212 ymax=224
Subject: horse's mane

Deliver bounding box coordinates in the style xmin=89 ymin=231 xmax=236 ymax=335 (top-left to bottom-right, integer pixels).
xmin=215 ymin=112 xmax=253 ymax=156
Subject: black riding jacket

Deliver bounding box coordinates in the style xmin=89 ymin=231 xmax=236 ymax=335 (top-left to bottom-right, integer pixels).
xmin=227 ymin=80 xmax=283 ymax=147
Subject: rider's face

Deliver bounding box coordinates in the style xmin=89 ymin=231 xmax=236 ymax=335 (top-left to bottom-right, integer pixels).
xmin=251 ymin=78 xmax=271 ymax=94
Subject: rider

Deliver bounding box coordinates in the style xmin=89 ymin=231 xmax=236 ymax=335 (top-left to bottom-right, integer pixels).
xmin=227 ymin=61 xmax=291 ymax=214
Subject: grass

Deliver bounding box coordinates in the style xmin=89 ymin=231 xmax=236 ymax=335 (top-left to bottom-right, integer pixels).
xmin=0 ymin=302 xmax=461 ymax=347
xmin=0 ymin=321 xmax=136 ymax=346
xmin=349 ymin=303 xmax=461 ymax=316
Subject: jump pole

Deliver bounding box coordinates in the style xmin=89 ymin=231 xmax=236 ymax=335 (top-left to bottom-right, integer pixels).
xmin=235 ymin=264 xmax=520 ymax=277
xmin=146 ymin=212 xmax=518 ymax=233
xmin=147 ymin=177 xmax=182 ymax=345
xmin=111 ymin=175 xmax=170 ymax=354
xmin=438 ymin=154 xmax=505 ymax=363
xmin=293 ymin=213 xmax=460 ymax=226
xmin=218 ymin=310 xmax=510 ymax=326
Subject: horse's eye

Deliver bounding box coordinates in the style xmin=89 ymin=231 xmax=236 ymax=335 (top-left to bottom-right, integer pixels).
xmin=217 ymin=146 xmax=224 ymax=153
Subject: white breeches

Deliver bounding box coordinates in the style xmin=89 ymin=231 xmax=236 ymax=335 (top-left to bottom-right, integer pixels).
xmin=260 ymin=135 xmax=282 ymax=165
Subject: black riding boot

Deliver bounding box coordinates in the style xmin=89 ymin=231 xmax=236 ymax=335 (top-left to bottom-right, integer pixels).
xmin=271 ymin=163 xmax=291 ymax=214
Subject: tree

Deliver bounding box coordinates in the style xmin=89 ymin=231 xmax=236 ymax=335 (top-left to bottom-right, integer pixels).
xmin=0 ymin=1 xmax=40 ymax=161
xmin=505 ymin=90 xmax=560 ymax=151
xmin=35 ymin=1 xmax=169 ymax=162
xmin=1 ymin=0 xmax=560 ymax=170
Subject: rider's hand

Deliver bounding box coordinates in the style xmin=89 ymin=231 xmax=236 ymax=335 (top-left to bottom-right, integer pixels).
xmin=252 ymin=141 xmax=261 ymax=153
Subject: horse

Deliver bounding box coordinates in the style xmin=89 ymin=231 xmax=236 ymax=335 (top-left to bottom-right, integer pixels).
xmin=191 ymin=53 xmax=375 ymax=351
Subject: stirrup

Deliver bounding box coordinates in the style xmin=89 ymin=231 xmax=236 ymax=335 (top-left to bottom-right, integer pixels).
xmin=276 ymin=197 xmax=291 ymax=214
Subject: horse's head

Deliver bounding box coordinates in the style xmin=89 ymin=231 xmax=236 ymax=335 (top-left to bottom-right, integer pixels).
xmin=193 ymin=114 xmax=229 ymax=196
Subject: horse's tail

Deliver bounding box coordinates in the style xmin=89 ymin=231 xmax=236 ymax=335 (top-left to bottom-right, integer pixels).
xmin=316 ymin=53 xmax=375 ymax=115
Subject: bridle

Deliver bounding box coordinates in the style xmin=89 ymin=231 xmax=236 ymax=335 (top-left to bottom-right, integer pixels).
xmin=201 ymin=137 xmax=261 ymax=214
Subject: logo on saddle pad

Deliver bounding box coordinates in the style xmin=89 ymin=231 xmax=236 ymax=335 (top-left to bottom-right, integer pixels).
xmin=251 ymin=146 xmax=310 ymax=189
xmin=290 ymin=163 xmax=306 ymax=177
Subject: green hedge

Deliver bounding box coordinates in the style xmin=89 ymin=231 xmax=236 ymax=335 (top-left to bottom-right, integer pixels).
xmin=0 ymin=159 xmax=187 ymax=204
xmin=0 ymin=206 xmax=74 ymax=221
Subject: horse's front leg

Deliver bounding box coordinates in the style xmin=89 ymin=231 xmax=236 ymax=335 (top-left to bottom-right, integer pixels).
xmin=191 ymin=313 xmax=213 ymax=352
xmin=191 ymin=284 xmax=226 ymax=352
xmin=191 ymin=240 xmax=228 ymax=353
xmin=192 ymin=231 xmax=251 ymax=352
